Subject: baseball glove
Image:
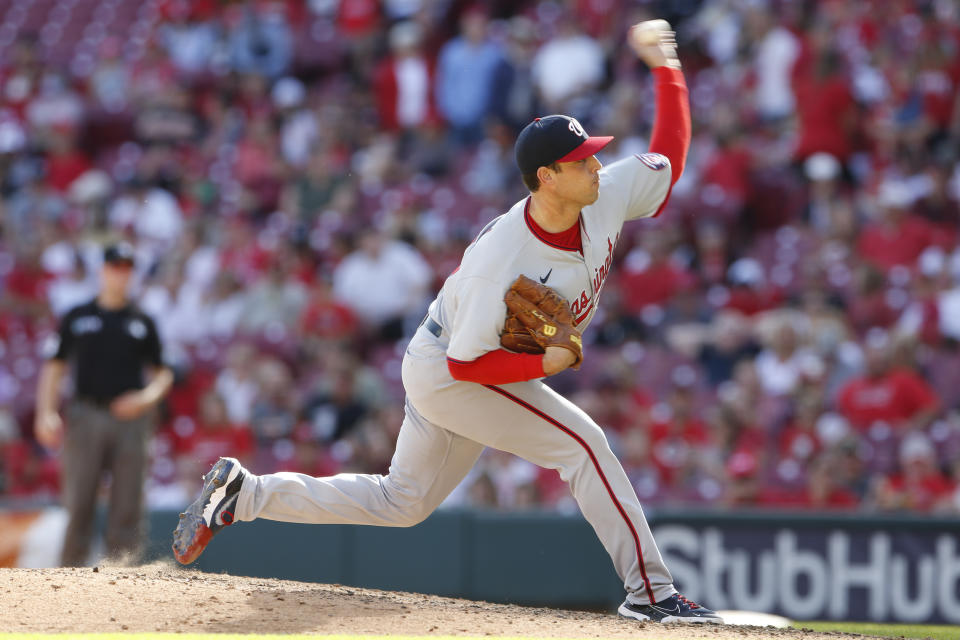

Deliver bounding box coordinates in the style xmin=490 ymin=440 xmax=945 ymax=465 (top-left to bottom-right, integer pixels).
xmin=501 ymin=275 xmax=582 ymax=367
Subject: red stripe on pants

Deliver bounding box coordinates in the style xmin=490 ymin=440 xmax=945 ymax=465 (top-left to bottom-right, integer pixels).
xmin=484 ymin=384 xmax=656 ymax=604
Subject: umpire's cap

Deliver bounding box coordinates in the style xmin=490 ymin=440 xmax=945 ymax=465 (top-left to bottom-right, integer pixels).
xmin=103 ymin=242 xmax=135 ymax=266
xmin=515 ymin=115 xmax=614 ymax=174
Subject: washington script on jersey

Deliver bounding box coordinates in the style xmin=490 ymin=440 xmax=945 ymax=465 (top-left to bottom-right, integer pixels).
xmin=572 ymin=232 xmax=620 ymax=323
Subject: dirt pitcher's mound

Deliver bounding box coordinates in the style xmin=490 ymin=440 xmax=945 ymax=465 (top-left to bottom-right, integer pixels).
xmin=1 ymin=564 xmax=878 ymax=639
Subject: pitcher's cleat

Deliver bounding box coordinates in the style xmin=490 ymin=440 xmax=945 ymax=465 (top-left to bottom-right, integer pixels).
xmin=618 ymin=593 xmax=724 ymax=624
xmin=171 ymin=457 xmax=246 ymax=564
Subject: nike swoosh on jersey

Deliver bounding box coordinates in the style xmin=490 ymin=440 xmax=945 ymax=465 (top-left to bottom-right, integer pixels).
xmin=540 ymin=268 xmax=553 ymax=284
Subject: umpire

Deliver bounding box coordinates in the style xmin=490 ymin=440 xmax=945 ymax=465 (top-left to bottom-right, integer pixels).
xmin=34 ymin=242 xmax=173 ymax=566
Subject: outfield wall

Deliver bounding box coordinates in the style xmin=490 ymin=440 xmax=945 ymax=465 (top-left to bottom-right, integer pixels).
xmin=151 ymin=509 xmax=960 ymax=624
xmin=3 ymin=507 xmax=959 ymax=623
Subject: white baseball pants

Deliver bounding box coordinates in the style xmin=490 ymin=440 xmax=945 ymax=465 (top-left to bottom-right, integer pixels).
xmin=234 ymin=323 xmax=676 ymax=604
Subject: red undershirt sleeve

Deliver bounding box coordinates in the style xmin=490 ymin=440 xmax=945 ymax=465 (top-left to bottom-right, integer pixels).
xmin=648 ymin=66 xmax=691 ymax=216
xmin=447 ymin=350 xmax=546 ymax=385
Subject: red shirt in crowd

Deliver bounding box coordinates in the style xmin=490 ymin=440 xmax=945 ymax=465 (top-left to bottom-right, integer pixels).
xmin=778 ymin=425 xmax=821 ymax=461
xmin=793 ymin=72 xmax=855 ymax=161
xmin=700 ymin=142 xmax=752 ymax=205
xmin=165 ymin=369 xmax=216 ymax=420
xmin=172 ymin=420 xmax=255 ymax=469
xmin=620 ymin=259 xmax=691 ymax=314
xmin=846 ymin=290 xmax=900 ymax=335
xmin=837 ymin=368 xmax=939 ymax=431
xmin=1 ymin=441 xmax=59 ymax=496
xmin=723 ymin=285 xmax=784 ymax=316
xmin=299 ymin=297 xmax=357 ymax=339
xmin=373 ymin=55 xmax=440 ymax=132
xmin=857 ymin=215 xmax=934 ymax=272
xmin=649 ymin=417 xmax=710 ymax=484
xmin=799 ymin=485 xmax=859 ymax=510
xmin=45 ymin=148 xmax=92 ymax=193
xmin=337 ymin=0 xmax=380 ymax=38
xmin=877 ymin=471 xmax=953 ymax=512
xmin=5 ymin=263 xmax=50 ymax=305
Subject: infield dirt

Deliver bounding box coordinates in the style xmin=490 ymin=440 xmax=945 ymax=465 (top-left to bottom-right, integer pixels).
xmin=0 ymin=564 xmax=885 ymax=639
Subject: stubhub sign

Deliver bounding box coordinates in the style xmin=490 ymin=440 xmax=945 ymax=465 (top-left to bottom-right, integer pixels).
xmin=654 ymin=525 xmax=960 ymax=623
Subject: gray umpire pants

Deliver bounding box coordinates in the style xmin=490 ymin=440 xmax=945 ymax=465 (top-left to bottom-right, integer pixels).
xmin=61 ymin=399 xmax=153 ymax=567
xmin=234 ymin=323 xmax=676 ymax=604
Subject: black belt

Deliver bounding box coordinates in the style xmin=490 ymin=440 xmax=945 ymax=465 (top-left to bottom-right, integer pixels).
xmin=77 ymin=396 xmax=116 ymax=408
xmin=424 ymin=317 xmax=442 ymax=338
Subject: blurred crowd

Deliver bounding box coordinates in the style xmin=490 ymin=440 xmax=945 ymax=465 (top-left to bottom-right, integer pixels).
xmin=1 ymin=0 xmax=959 ymax=515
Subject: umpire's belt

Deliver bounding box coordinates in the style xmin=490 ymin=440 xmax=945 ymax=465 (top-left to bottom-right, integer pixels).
xmin=424 ymin=317 xmax=443 ymax=338
xmin=76 ymin=395 xmax=116 ymax=408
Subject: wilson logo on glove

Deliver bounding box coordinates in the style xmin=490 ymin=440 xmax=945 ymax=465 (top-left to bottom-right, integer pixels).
xmin=500 ymin=275 xmax=583 ymax=368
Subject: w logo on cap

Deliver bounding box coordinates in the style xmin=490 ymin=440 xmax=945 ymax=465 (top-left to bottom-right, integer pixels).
xmin=567 ymin=117 xmax=586 ymax=138
xmin=515 ymin=114 xmax=613 ymax=175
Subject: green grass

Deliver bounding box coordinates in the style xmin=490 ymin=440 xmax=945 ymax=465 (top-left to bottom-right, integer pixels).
xmin=793 ymin=622 xmax=958 ymax=640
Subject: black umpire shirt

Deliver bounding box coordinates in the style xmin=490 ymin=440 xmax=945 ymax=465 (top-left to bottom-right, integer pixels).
xmin=52 ymin=299 xmax=163 ymax=402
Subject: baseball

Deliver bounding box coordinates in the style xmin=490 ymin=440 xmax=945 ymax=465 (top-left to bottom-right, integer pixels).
xmin=630 ymin=19 xmax=672 ymax=47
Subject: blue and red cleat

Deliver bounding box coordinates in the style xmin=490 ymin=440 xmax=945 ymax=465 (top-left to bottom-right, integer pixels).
xmin=172 ymin=457 xmax=246 ymax=564
xmin=618 ymin=593 xmax=723 ymax=624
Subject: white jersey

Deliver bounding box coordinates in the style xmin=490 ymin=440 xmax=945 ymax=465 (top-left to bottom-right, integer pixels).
xmin=430 ymin=152 xmax=672 ymax=363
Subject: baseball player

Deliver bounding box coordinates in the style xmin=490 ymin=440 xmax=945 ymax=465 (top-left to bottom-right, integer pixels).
xmin=174 ymin=20 xmax=722 ymax=624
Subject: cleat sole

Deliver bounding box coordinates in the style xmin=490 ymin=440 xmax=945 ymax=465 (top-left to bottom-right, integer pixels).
xmin=172 ymin=516 xmax=213 ymax=565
